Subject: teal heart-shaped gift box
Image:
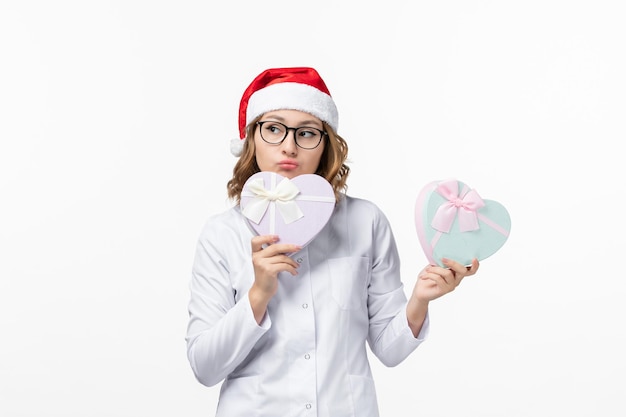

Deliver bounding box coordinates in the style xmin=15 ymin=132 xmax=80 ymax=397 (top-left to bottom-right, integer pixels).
xmin=415 ymin=179 xmax=511 ymax=267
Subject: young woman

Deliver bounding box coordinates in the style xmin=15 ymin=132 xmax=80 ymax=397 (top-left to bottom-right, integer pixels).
xmin=186 ymin=67 xmax=479 ymax=417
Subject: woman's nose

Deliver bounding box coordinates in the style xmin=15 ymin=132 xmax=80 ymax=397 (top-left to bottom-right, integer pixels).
xmin=281 ymin=130 xmax=298 ymax=155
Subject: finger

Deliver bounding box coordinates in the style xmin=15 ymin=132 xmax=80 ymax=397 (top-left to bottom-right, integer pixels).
xmin=423 ymin=265 xmax=455 ymax=286
xmin=466 ymin=258 xmax=480 ymax=275
xmin=251 ymin=235 xmax=279 ymax=252
xmin=254 ymin=252 xmax=300 ymax=278
xmin=260 ymin=243 xmax=302 ymax=258
xmin=441 ymin=257 xmax=464 ymax=273
xmin=440 ymin=258 xmax=480 ymax=289
xmin=456 ymin=258 xmax=479 ymax=280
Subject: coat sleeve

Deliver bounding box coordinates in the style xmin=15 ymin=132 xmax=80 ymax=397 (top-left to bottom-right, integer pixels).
xmin=365 ymin=207 xmax=429 ymax=367
xmin=185 ymin=218 xmax=270 ymax=387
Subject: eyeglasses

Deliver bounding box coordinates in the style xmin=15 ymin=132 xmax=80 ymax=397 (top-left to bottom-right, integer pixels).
xmin=256 ymin=121 xmax=327 ymax=150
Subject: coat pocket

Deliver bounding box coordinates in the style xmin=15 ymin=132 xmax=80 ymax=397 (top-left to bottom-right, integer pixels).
xmin=328 ymin=256 xmax=369 ymax=310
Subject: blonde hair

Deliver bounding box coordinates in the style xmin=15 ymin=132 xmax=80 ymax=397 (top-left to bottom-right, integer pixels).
xmin=227 ymin=117 xmax=350 ymax=203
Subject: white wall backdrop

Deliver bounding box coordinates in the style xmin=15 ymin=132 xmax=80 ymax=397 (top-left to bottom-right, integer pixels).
xmin=1 ymin=1 xmax=624 ymax=416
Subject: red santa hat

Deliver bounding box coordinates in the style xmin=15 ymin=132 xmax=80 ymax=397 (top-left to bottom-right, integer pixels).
xmin=230 ymin=67 xmax=339 ymax=156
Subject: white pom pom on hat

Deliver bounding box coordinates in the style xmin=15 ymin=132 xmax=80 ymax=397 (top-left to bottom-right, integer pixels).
xmin=230 ymin=67 xmax=339 ymax=157
xmin=230 ymin=138 xmax=244 ymax=157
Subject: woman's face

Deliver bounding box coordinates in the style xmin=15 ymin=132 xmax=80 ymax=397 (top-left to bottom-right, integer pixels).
xmin=254 ymin=109 xmax=326 ymax=179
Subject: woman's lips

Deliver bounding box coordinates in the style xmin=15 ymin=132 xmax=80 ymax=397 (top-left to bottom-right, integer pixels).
xmin=278 ymin=160 xmax=298 ymax=170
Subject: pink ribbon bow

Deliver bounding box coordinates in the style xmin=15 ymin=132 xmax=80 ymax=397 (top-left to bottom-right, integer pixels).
xmin=431 ymin=180 xmax=485 ymax=233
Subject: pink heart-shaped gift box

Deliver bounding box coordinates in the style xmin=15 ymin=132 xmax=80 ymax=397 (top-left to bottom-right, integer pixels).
xmin=415 ymin=179 xmax=511 ymax=267
xmin=240 ymin=172 xmax=336 ymax=248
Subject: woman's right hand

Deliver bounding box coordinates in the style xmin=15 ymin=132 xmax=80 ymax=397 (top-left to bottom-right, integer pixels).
xmin=248 ymin=235 xmax=301 ymax=324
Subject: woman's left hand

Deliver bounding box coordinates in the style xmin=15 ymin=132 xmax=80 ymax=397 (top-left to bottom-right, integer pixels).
xmin=413 ymin=258 xmax=479 ymax=302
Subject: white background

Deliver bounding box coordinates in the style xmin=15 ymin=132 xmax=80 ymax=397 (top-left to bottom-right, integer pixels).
xmin=1 ymin=1 xmax=624 ymax=416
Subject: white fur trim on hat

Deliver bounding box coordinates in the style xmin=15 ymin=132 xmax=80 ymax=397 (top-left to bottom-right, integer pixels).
xmin=246 ymin=82 xmax=339 ymax=133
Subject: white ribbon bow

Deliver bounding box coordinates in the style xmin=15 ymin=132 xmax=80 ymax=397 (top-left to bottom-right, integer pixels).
xmin=242 ymin=177 xmax=304 ymax=225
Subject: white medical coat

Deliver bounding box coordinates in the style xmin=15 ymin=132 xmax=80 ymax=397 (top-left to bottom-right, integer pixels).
xmin=186 ymin=195 xmax=428 ymax=417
